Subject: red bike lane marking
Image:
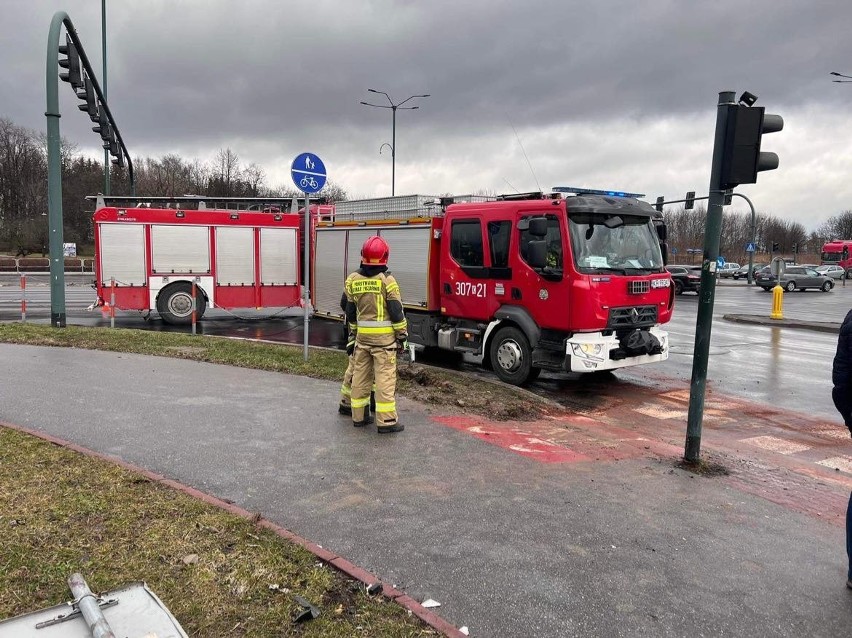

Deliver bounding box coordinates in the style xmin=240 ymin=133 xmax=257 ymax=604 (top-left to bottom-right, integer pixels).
xmin=435 ymin=415 xmax=592 ymax=463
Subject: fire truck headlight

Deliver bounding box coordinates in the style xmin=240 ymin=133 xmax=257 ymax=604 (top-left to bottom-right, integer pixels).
xmin=571 ymin=342 xmax=605 ymax=360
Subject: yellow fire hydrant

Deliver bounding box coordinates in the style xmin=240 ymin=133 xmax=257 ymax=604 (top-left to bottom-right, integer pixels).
xmin=770 ymin=284 xmax=784 ymax=320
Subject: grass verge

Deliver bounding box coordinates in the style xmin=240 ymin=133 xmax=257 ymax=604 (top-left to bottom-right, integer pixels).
xmin=0 ymin=428 xmax=438 ymax=636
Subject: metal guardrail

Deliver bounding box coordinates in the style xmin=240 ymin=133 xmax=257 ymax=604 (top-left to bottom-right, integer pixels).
xmin=0 ymin=257 xmax=94 ymax=273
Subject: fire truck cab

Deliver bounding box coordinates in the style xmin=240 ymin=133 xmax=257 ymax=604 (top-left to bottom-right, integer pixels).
xmin=313 ymin=191 xmax=672 ymax=385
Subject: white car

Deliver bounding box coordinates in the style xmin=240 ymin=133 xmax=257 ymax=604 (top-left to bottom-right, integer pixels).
xmin=717 ymin=262 xmax=742 ymax=278
xmin=816 ymin=264 xmax=846 ymax=280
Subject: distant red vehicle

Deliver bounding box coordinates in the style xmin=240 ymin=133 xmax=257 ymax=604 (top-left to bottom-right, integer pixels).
xmin=821 ymin=239 xmax=852 ymax=276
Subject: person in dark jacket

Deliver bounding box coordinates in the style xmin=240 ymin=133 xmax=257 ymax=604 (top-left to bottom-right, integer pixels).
xmin=831 ymin=308 xmax=852 ymax=589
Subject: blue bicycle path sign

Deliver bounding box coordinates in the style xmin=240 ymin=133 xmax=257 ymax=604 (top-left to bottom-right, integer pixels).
xmin=291 ymin=152 xmax=327 ymax=194
xmin=716 ymin=256 xmax=725 ymax=268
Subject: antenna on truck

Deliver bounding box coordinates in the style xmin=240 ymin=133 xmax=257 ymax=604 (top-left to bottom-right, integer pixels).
xmin=507 ymin=114 xmax=542 ymax=193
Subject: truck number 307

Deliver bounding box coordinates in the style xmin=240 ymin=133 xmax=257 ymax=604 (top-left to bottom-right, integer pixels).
xmin=455 ymin=281 xmax=487 ymax=297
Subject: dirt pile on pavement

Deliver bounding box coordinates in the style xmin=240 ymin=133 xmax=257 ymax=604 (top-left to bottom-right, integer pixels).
xmin=397 ymin=363 xmax=560 ymax=421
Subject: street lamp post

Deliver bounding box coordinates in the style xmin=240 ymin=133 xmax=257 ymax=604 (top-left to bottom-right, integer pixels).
xmin=102 ymin=0 xmax=109 ymax=195
xmin=830 ymin=71 xmax=852 ymax=83
xmin=360 ymin=89 xmax=429 ymax=196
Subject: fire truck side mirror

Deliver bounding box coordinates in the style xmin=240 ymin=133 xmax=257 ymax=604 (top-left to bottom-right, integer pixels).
xmin=528 ymin=217 xmax=548 ymax=237
xmin=655 ymin=222 xmax=667 ymax=241
xmin=528 ymin=240 xmax=548 ymax=268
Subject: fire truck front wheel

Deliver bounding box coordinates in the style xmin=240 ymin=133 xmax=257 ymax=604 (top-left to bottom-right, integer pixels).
xmin=489 ymin=326 xmax=539 ymax=386
xmin=157 ymin=282 xmax=207 ymax=325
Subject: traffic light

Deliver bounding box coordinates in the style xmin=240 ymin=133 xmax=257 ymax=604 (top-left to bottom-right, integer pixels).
xmin=793 ymin=242 xmax=798 ymax=254
xmin=93 ymin=108 xmax=113 ymax=143
xmin=685 ymin=191 xmax=695 ymax=210
xmin=58 ymin=35 xmax=83 ymax=89
xmin=772 ymin=242 xmax=780 ymax=252
xmin=112 ymin=153 xmax=125 ymax=170
xmin=723 ymin=188 xmax=733 ymax=205
xmin=719 ymin=96 xmax=783 ymax=188
xmin=655 ymin=196 xmax=664 ymax=212
xmin=76 ymin=76 xmax=98 ymax=120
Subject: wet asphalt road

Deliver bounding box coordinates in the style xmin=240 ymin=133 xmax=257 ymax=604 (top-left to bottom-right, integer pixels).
xmin=1 ymin=275 xmax=847 ymax=421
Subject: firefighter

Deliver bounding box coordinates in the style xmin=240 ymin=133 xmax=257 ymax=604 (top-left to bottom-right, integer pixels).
xmin=338 ymin=292 xmax=376 ymax=419
xmin=345 ymin=236 xmax=407 ymax=433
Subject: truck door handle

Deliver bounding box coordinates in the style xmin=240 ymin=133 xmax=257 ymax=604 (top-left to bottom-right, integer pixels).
xmin=511 ymin=287 xmax=522 ymax=300
xmin=443 ymin=283 xmax=452 ymax=294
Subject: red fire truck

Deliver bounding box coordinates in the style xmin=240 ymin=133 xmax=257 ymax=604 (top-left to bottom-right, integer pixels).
xmin=821 ymin=239 xmax=852 ymax=276
xmin=91 ymin=195 xmax=314 ymax=324
xmin=312 ymin=190 xmax=672 ymax=385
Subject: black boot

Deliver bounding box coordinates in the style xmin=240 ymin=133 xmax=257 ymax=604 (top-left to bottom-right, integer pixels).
xmin=377 ymin=423 xmax=404 ymax=434
xmin=338 ymin=404 xmax=351 ymax=416
xmin=353 ymin=409 xmax=374 ymax=427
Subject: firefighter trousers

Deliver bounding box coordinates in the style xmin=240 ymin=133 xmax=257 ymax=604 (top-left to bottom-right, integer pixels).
xmin=339 ymin=356 xmax=376 ymax=412
xmin=351 ymin=344 xmax=398 ymax=427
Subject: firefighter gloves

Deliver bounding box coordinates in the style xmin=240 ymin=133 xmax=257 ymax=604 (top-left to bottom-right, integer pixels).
xmin=346 ymin=339 xmax=356 ymax=356
xmin=397 ymin=337 xmax=409 ymax=353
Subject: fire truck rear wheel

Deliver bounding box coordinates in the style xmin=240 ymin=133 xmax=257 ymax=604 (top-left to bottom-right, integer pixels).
xmin=489 ymin=326 xmax=538 ymax=386
xmin=157 ymin=282 xmax=206 ymax=325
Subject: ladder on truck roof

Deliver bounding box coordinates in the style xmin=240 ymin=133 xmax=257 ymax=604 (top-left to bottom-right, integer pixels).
xmin=86 ymin=194 xmax=326 ymax=212
xmin=326 ymin=194 xmax=498 ymax=223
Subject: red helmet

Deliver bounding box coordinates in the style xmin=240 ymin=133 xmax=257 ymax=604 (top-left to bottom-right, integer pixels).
xmin=361 ymin=235 xmax=390 ymax=266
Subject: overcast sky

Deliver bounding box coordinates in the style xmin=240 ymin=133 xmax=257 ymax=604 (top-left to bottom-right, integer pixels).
xmin=3 ymin=0 xmax=852 ymax=229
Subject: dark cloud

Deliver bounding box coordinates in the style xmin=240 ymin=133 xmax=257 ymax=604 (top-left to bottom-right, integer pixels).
xmin=3 ymin=0 xmax=852 ymax=223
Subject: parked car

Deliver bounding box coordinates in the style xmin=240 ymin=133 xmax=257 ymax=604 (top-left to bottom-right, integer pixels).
xmin=666 ymin=265 xmax=701 ymax=295
xmin=717 ymin=262 xmax=742 ymax=278
xmin=732 ymin=263 xmax=767 ymax=280
xmin=816 ymin=264 xmax=846 ymax=280
xmin=754 ymin=265 xmax=834 ymax=292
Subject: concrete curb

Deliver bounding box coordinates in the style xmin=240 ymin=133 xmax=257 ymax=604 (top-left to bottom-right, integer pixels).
xmin=723 ymin=313 xmax=841 ymax=334
xmin=0 ymin=419 xmax=468 ymax=638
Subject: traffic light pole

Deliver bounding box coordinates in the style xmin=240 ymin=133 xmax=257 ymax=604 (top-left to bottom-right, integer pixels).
xmin=46 ymin=11 xmax=137 ymax=327
xmin=46 ymin=12 xmax=69 ymax=327
xmin=655 ymin=191 xmax=755 ymax=282
xmin=684 ymin=90 xmax=736 ymax=463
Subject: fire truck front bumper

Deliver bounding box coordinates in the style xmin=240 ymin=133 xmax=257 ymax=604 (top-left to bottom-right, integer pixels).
xmin=565 ymin=327 xmax=669 ymax=373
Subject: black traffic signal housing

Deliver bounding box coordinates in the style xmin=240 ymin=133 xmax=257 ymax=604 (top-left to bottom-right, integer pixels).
xmin=58 ymin=35 xmax=83 ymax=89
xmin=93 ymin=108 xmax=113 ymax=143
xmin=772 ymin=242 xmax=780 ymax=252
xmin=76 ymin=76 xmax=98 ymax=120
xmin=723 ymin=188 xmax=733 ymax=205
xmin=719 ymin=100 xmax=783 ymax=189
xmin=655 ymin=196 xmax=664 ymax=212
xmin=685 ymin=191 xmax=695 ymax=210
xmin=792 ymin=242 xmax=798 ymax=254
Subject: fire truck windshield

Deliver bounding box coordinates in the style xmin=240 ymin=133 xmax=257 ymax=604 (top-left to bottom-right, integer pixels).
xmin=569 ymin=213 xmax=664 ymax=274
xmin=822 ymin=251 xmax=841 ymax=262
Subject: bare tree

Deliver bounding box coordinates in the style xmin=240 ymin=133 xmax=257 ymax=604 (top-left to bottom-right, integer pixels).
xmin=211 ymin=148 xmax=242 ymax=196
xmin=0 ymin=118 xmax=47 ymax=253
xmin=243 ymin=162 xmax=265 ymax=196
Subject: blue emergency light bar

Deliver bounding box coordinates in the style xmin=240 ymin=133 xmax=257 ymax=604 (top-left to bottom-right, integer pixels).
xmin=552 ymin=186 xmax=646 ymax=198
